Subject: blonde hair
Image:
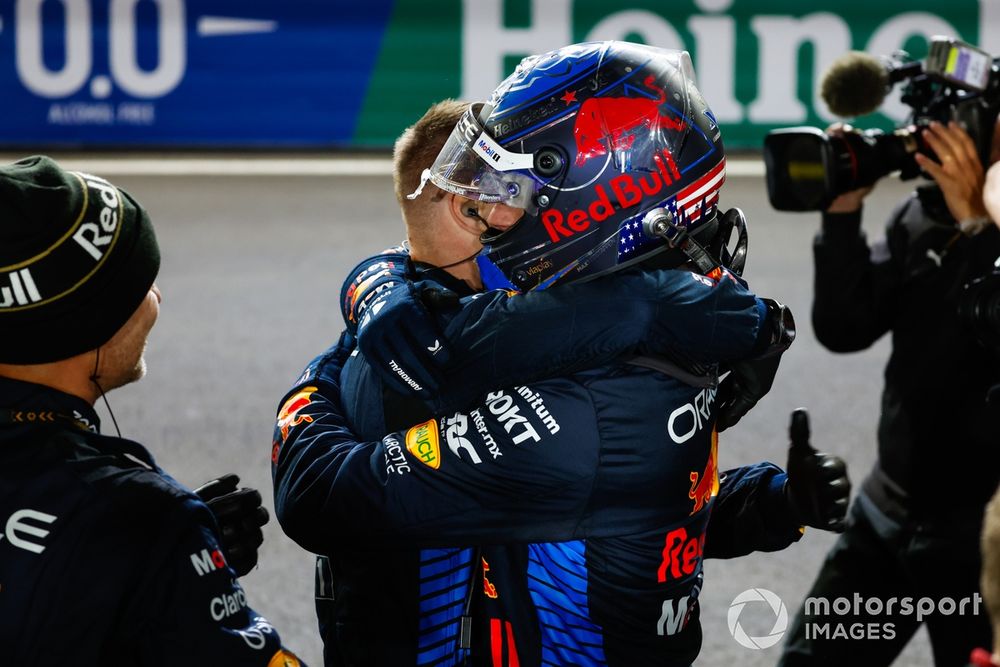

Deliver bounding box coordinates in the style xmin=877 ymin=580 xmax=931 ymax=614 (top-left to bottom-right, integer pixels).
xmin=392 ymin=99 xmax=471 ymax=247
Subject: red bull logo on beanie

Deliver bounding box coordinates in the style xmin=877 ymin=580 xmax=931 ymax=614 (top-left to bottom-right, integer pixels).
xmin=0 ymin=172 xmax=125 ymax=312
xmin=72 ymin=174 xmax=122 ymax=262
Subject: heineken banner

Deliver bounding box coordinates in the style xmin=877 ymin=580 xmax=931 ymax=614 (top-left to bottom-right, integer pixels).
xmin=0 ymin=0 xmax=995 ymax=148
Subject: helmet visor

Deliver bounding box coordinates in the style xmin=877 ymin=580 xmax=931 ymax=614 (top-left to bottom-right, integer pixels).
xmin=426 ymin=103 xmax=541 ymax=212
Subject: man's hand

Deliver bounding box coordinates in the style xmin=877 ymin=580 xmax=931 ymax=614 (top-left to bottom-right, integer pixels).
xmin=785 ymin=409 xmax=851 ymax=532
xmin=194 ymin=474 xmax=270 ymax=577
xmin=915 ymin=121 xmax=988 ymax=224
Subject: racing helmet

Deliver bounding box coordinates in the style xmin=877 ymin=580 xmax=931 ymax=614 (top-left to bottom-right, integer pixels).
xmin=421 ymin=41 xmax=728 ymax=291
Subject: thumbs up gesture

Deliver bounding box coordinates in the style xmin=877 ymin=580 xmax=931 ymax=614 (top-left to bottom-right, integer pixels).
xmin=785 ymin=408 xmax=851 ymax=532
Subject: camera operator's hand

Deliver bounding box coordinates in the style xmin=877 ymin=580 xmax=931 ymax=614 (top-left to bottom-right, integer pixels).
xmin=194 ymin=474 xmax=270 ymax=577
xmin=785 ymin=409 xmax=851 ymax=532
xmin=825 ymin=123 xmax=876 ymax=213
xmin=915 ymin=121 xmax=988 ymax=224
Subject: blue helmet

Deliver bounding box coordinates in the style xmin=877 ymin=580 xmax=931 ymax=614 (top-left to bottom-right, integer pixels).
xmin=422 ymin=41 xmax=728 ymax=291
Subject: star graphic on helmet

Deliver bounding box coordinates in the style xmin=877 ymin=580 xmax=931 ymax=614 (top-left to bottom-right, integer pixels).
xmin=560 ymin=90 xmax=577 ymax=105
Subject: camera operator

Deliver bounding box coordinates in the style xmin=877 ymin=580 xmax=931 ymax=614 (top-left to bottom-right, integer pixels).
xmin=779 ymin=118 xmax=1000 ymax=665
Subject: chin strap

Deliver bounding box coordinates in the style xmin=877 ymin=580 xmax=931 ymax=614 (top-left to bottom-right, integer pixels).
xmin=642 ymin=205 xmax=751 ymax=279
xmin=642 ymin=207 xmax=723 ymax=276
xmin=89 ymin=348 xmax=122 ymax=438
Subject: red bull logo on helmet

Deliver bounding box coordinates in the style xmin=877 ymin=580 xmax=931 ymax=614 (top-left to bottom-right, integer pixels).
xmin=541 ymin=148 xmax=680 ymax=243
xmin=572 ymin=75 xmax=687 ymax=166
xmin=541 ymin=154 xmax=725 ymax=244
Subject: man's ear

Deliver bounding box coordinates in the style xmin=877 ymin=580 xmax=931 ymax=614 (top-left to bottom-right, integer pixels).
xmin=448 ymin=194 xmax=487 ymax=236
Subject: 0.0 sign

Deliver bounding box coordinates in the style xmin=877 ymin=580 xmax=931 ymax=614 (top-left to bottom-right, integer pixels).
xmin=15 ymin=0 xmax=185 ymax=99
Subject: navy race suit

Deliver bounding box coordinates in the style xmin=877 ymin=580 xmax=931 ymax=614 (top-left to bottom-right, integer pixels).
xmin=273 ymin=258 xmax=801 ymax=666
xmin=0 ymin=377 xmax=302 ymax=666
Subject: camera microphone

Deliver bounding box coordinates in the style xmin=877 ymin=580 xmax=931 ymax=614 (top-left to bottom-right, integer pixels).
xmin=821 ymin=51 xmax=890 ymax=117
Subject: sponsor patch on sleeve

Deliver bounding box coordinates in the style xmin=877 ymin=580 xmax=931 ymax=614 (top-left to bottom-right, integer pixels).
xmin=268 ymin=649 xmax=303 ymax=667
xmin=405 ymin=419 xmax=441 ymax=469
xmin=276 ymin=386 xmax=318 ymax=443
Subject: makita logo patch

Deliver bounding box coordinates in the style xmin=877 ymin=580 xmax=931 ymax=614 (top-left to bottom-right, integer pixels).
xmin=542 ymin=149 xmax=681 ymax=243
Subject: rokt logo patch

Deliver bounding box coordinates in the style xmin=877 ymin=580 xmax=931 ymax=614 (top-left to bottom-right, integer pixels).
xmin=405 ymin=419 xmax=441 ymax=469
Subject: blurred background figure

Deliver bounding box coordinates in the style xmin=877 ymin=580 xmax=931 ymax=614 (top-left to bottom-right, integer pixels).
xmin=971 ymin=486 xmax=1000 ymax=666
xmin=984 ymin=162 xmax=1000 ymax=229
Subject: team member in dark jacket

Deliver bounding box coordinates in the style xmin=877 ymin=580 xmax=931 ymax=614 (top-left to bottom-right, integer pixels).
xmin=780 ymin=121 xmax=1000 ymax=665
xmin=0 ymin=156 xmax=301 ymax=666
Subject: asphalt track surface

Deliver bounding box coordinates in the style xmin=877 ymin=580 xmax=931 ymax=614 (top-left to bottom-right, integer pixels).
xmin=17 ymin=156 xmax=936 ymax=666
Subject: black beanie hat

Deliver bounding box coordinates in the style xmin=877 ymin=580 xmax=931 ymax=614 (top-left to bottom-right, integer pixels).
xmin=0 ymin=156 xmax=160 ymax=364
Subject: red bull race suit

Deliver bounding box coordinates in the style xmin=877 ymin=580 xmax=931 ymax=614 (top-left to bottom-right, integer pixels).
xmin=272 ymin=254 xmax=803 ymax=667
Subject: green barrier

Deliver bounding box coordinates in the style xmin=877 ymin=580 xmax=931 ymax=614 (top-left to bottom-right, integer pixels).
xmin=355 ymin=0 xmax=994 ymax=149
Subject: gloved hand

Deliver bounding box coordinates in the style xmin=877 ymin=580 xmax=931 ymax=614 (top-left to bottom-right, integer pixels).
xmin=355 ymin=280 xmax=454 ymax=398
xmin=785 ymin=409 xmax=851 ymax=532
xmin=194 ymin=474 xmax=269 ymax=577
xmin=715 ymin=354 xmax=782 ymax=432
xmin=715 ymin=299 xmax=794 ymax=432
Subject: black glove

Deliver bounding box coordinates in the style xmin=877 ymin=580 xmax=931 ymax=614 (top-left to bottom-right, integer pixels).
xmin=784 ymin=408 xmax=851 ymax=532
xmin=715 ymin=299 xmax=795 ymax=432
xmin=194 ymin=474 xmax=269 ymax=577
xmin=355 ymin=280 xmax=454 ymax=399
xmin=715 ymin=354 xmax=782 ymax=432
